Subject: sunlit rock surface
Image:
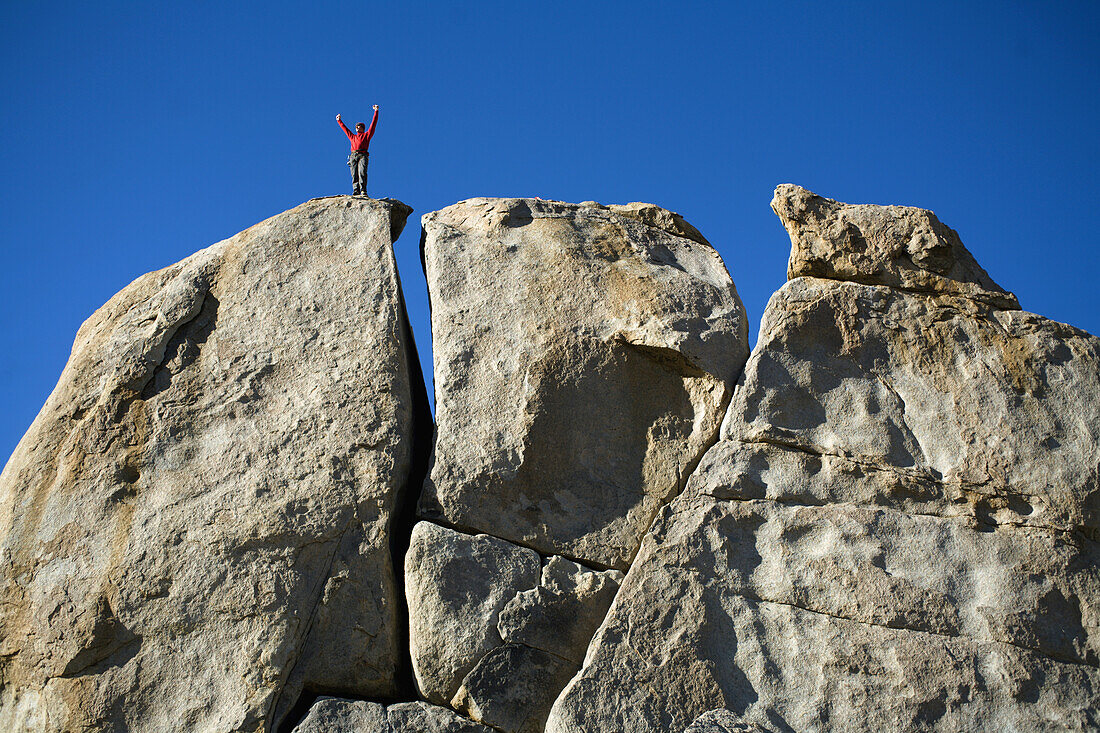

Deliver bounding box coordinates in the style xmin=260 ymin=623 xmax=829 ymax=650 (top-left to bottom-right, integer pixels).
xmin=418 ymin=198 xmax=749 ymax=570
xmin=546 ymin=186 xmax=1100 ymax=732
xmin=0 ymin=197 xmax=424 ymax=732
xmin=6 ymin=185 xmax=1096 ymax=733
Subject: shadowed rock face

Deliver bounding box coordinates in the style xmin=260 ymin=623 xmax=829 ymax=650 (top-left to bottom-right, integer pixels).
xmin=419 ymin=198 xmax=749 ymax=570
xmin=292 ymin=698 xmax=494 ymax=733
xmin=547 ymin=187 xmax=1100 ymax=732
xmin=0 ymin=197 xmax=423 ymax=733
xmin=404 ymin=522 xmax=622 ymax=733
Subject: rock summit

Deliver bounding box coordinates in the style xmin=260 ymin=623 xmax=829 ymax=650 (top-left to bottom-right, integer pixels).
xmin=2 ymin=188 xmax=1097 ymax=732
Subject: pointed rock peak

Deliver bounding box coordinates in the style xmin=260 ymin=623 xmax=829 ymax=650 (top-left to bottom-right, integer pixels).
xmin=771 ymin=184 xmax=1019 ymax=308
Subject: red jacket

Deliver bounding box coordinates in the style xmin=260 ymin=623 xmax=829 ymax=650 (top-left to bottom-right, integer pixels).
xmin=338 ymin=109 xmax=378 ymax=152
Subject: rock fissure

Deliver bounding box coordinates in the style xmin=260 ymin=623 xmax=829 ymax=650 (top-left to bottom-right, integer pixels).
xmin=627 ymin=380 xmax=741 ymax=569
xmin=386 ymin=270 xmax=436 ymax=705
xmin=506 ymin=640 xmax=576 ymax=667
xmin=415 ymin=516 xmax=617 ymax=574
xmin=732 ymin=437 xmax=1096 ymax=538
xmin=268 ymin=517 xmax=355 ymax=729
xmin=693 ymin=488 xmax=1091 ymax=542
xmin=726 ymin=589 xmax=1099 ymax=670
xmin=794 ymin=272 xmax=1021 ymax=310
xmin=140 ymin=288 xmax=219 ymax=402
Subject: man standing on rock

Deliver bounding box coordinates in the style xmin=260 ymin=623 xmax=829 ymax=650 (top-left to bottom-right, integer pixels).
xmin=336 ymin=105 xmax=378 ymax=196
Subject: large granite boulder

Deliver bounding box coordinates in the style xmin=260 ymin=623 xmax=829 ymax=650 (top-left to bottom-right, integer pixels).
xmin=546 ymin=186 xmax=1100 ymax=732
xmin=0 ymin=197 xmax=427 ymax=732
xmin=405 ymin=522 xmax=542 ymax=706
xmin=405 ymin=521 xmax=622 ymax=733
xmin=418 ymin=198 xmax=749 ymax=570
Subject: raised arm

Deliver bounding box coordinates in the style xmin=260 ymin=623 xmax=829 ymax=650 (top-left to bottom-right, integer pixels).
xmin=336 ymin=114 xmax=354 ymax=141
xmin=364 ymin=106 xmax=379 ymax=142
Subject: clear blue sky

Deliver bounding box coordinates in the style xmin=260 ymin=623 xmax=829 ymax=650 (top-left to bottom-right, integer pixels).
xmin=3 ymin=1 xmax=1098 ymax=464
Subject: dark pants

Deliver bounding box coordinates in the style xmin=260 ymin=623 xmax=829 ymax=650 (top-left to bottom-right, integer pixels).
xmin=348 ymin=151 xmax=369 ymax=195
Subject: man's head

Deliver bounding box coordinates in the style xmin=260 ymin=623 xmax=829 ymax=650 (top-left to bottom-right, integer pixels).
xmin=356 ymin=123 xmax=366 ymax=133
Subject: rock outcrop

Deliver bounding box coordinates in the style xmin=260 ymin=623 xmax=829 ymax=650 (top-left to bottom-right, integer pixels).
xmin=5 ymin=185 xmax=1097 ymax=733
xmin=292 ymin=698 xmax=494 ymax=733
xmin=546 ymin=186 xmax=1100 ymax=732
xmin=773 ymin=184 xmax=1019 ymax=308
xmin=0 ymin=197 xmax=426 ymax=732
xmin=405 ymin=522 xmax=623 ymax=733
xmin=408 ymin=198 xmax=745 ymax=730
xmin=418 ymin=198 xmax=749 ymax=570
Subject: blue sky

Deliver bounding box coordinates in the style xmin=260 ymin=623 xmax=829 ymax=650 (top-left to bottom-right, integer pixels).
xmin=2 ymin=1 xmax=1098 ymax=463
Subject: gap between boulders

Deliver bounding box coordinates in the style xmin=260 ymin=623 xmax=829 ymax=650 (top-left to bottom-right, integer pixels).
xmin=276 ymin=207 xmax=435 ymax=733
xmin=282 ymin=197 xmax=751 ymax=731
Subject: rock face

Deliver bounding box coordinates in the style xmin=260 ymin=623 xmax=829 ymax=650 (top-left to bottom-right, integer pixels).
xmin=405 ymin=522 xmax=622 ymax=733
xmin=496 ymin=555 xmax=624 ymax=666
xmin=684 ymin=710 xmax=770 ymax=733
xmin=451 ymin=643 xmax=577 ymax=733
xmin=546 ymin=186 xmax=1100 ymax=732
xmin=407 ymin=198 xmax=740 ymax=730
xmin=0 ymin=197 xmax=426 ymax=732
xmin=292 ymin=698 xmax=494 ymax=733
xmin=773 ymin=183 xmax=1019 ymax=308
xmin=405 ymin=522 xmax=542 ymax=706
xmin=419 ymin=198 xmax=749 ymax=570
xmin=8 ymin=185 xmax=1097 ymax=733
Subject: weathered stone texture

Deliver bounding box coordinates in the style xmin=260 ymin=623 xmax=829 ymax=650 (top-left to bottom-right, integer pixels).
xmin=405 ymin=521 xmax=622 ymax=732
xmin=293 ymin=698 xmax=389 ymax=733
xmin=684 ymin=709 xmax=772 ymax=732
xmin=722 ymin=276 xmax=1100 ymax=535
xmin=405 ymin=521 xmax=541 ymax=706
xmin=451 ymin=643 xmax=577 ymax=733
xmin=497 ymin=555 xmax=623 ymax=666
xmin=547 ymin=187 xmax=1100 ymax=732
xmin=773 ymin=183 xmax=1019 ymax=308
xmin=292 ymin=697 xmax=494 ymax=733
xmin=0 ymin=197 xmax=421 ymax=732
xmin=419 ymin=198 xmax=748 ymax=570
